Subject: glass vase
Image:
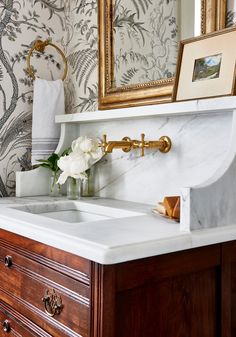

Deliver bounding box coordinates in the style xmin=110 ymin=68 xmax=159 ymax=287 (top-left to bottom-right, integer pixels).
xmin=82 ymin=167 xmax=95 ymax=197
xmin=67 ymin=177 xmax=82 ymax=200
xmin=49 ymin=174 xmax=61 ymax=197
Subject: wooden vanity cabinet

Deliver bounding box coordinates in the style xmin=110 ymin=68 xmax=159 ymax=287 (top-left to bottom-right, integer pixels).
xmin=221 ymin=241 xmax=236 ymax=337
xmin=0 ymin=229 xmax=234 ymax=337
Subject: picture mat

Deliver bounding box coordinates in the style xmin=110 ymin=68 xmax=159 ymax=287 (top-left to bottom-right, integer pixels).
xmin=176 ymin=30 xmax=236 ymax=101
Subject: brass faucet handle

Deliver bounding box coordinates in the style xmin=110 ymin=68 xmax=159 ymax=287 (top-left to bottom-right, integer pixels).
xmin=102 ymin=134 xmax=107 ymax=144
xmin=100 ymin=134 xmax=107 ymax=150
xmin=98 ymin=134 xmax=108 ymax=153
xmin=140 ymin=133 xmax=145 ymax=157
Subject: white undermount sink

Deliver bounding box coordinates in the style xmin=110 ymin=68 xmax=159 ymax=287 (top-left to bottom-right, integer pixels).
xmin=11 ymin=200 xmax=144 ymax=224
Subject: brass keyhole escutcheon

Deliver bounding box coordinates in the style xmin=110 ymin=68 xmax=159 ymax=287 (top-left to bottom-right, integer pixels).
xmin=42 ymin=289 xmax=63 ymax=317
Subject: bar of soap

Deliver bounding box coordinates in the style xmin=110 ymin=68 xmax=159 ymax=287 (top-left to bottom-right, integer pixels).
xmin=172 ymin=197 xmax=180 ymax=220
xmin=163 ymin=196 xmax=179 ymax=218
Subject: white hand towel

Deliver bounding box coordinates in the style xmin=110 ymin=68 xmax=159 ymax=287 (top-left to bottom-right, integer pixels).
xmin=31 ymin=78 xmax=65 ymax=165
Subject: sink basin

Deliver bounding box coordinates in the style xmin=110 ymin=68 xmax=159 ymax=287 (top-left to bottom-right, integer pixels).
xmin=12 ymin=200 xmax=144 ymax=224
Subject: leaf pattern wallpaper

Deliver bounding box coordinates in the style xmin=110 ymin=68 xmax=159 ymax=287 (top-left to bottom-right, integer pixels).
xmin=0 ymin=0 xmax=98 ymax=197
xmin=0 ymin=0 xmax=66 ymax=197
xmin=0 ymin=0 xmax=200 ymax=197
xmin=227 ymin=0 xmax=236 ymax=26
xmin=113 ymin=0 xmax=179 ymax=87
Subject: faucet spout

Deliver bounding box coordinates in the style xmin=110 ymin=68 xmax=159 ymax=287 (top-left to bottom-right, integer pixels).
xmin=103 ymin=137 xmax=132 ymax=153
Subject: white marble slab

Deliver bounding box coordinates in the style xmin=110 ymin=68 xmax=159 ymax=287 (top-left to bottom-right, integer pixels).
xmin=1 ymin=196 xmax=236 ymax=264
xmin=17 ymin=109 xmax=232 ymax=204
xmin=181 ymin=109 xmax=236 ymax=231
xmin=15 ymin=97 xmax=236 ymax=233
xmin=80 ymin=112 xmax=231 ymax=205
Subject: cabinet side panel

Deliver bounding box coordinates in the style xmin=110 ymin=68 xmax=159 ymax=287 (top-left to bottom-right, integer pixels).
xmin=113 ymin=246 xmax=221 ymax=337
xmin=222 ymin=241 xmax=236 ymax=337
xmin=115 ymin=268 xmax=221 ymax=337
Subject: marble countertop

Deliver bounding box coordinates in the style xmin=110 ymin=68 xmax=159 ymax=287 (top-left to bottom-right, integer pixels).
xmin=0 ymin=196 xmax=235 ymax=264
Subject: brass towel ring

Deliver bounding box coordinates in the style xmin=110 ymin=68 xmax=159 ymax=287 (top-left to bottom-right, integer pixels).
xmin=26 ymin=39 xmax=68 ymax=81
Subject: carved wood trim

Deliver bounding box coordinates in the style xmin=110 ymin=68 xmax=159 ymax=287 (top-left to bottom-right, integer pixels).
xmin=0 ymin=300 xmax=51 ymax=337
xmin=0 ymin=231 xmax=90 ymax=285
xmin=91 ymin=263 xmax=116 ymax=337
xmin=0 ymin=288 xmax=84 ymax=337
xmin=9 ymin=261 xmax=90 ymax=306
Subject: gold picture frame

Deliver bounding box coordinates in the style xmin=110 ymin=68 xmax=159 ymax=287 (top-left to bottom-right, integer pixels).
xmin=173 ymin=27 xmax=236 ymax=102
xmin=98 ymin=0 xmax=226 ymax=110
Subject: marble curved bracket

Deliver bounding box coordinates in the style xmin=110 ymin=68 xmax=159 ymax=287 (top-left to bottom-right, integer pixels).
xmin=180 ymin=109 xmax=236 ymax=231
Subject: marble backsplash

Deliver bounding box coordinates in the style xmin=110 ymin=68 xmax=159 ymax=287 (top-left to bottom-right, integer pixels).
xmin=79 ymin=112 xmax=232 ymax=205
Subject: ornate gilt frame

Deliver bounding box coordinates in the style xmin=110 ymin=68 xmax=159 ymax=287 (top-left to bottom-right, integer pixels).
xmin=98 ymin=0 xmax=226 ymax=110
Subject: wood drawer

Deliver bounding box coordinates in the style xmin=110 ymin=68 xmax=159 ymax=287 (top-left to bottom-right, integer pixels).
xmin=0 ymin=300 xmax=51 ymax=337
xmin=0 ymin=229 xmax=91 ymax=283
xmin=0 ymin=243 xmax=90 ymax=337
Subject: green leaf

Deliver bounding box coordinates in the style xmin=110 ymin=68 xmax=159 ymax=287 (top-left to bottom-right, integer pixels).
xmin=61 ymin=147 xmax=71 ymax=157
xmin=38 ymin=163 xmax=52 ymax=169
xmin=37 ymin=153 xmax=60 ymax=172
xmin=37 ymin=159 xmax=49 ymax=163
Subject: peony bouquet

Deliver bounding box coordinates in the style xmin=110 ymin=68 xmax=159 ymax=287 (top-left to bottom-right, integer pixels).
xmin=57 ymin=136 xmax=103 ymax=185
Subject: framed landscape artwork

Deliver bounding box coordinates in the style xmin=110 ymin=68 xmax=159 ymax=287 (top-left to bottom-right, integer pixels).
xmin=173 ymin=27 xmax=236 ymax=102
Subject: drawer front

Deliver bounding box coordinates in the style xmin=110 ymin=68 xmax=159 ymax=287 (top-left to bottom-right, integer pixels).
xmin=0 ymin=301 xmax=51 ymax=337
xmin=0 ymin=230 xmax=91 ymax=285
xmin=0 ymin=245 xmax=90 ymax=337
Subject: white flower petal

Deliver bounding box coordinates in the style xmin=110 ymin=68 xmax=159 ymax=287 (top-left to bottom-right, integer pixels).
xmin=71 ymin=136 xmax=84 ymax=152
xmin=79 ymin=138 xmax=94 ymax=153
xmin=57 ymin=171 xmax=68 ymax=185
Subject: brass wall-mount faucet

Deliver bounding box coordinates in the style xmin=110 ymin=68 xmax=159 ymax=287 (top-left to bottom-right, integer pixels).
xmin=100 ymin=134 xmax=172 ymax=157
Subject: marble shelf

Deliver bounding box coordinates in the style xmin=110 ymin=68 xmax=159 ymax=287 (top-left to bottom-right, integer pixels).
xmin=55 ymin=96 xmax=236 ymax=124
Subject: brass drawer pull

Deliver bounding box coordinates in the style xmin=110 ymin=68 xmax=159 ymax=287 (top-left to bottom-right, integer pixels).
xmin=42 ymin=289 xmax=63 ymax=317
xmin=4 ymin=256 xmax=12 ymax=267
xmin=3 ymin=320 xmax=11 ymax=332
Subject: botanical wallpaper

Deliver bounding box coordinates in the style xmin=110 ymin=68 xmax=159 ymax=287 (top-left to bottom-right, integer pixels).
xmin=0 ymin=0 xmax=98 ymax=197
xmin=227 ymin=0 xmax=236 ymax=26
xmin=113 ymin=0 xmax=179 ymax=87
xmin=65 ymin=0 xmax=98 ymax=114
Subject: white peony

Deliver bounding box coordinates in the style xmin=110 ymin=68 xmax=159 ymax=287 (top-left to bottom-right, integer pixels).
xmin=72 ymin=136 xmax=96 ymax=153
xmin=57 ymin=152 xmax=89 ymax=185
xmin=72 ymin=136 xmax=103 ymax=166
